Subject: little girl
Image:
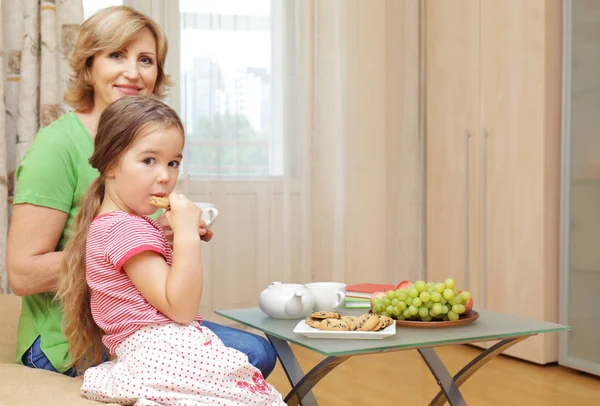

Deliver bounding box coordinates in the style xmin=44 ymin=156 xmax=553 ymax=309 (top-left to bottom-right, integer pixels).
xmin=56 ymin=95 xmax=285 ymax=405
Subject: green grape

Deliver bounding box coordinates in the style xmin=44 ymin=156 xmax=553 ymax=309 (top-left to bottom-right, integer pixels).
xmin=403 ymin=309 xmax=412 ymax=319
xmin=419 ymin=291 xmax=431 ymax=303
xmin=386 ymin=290 xmax=396 ymax=300
xmin=386 ymin=305 xmax=394 ymax=314
xmin=445 ymin=278 xmax=455 ymax=289
xmin=412 ymin=298 xmax=422 ymax=307
xmin=381 ymin=311 xmax=390 ymax=317
xmin=456 ymin=304 xmax=466 ymax=314
xmin=460 ymin=291 xmax=472 ymax=301
xmin=440 ymin=298 xmax=448 ymax=305
xmin=426 ymin=282 xmax=435 ymax=289
xmin=448 ymin=297 xmax=461 ymax=306
xmin=408 ymin=288 xmax=419 ymax=298
xmin=398 ymin=301 xmax=407 ymax=311
xmin=447 ymin=311 xmax=459 ymax=321
xmin=432 ymin=303 xmax=443 ymax=315
xmin=441 ymin=304 xmax=449 ymax=315
xmin=372 ymin=298 xmax=382 ymax=307
xmin=383 ymin=298 xmax=391 ymax=307
xmin=391 ymin=298 xmax=399 ymax=306
xmin=375 ymin=303 xmax=386 ymax=313
xmin=442 ymin=315 xmax=450 ymax=321
xmin=430 ymin=291 xmax=442 ymax=303
xmin=429 ymin=309 xmax=438 ymax=317
xmin=421 ymin=314 xmax=433 ymax=322
xmin=396 ymin=314 xmax=406 ymax=320
xmin=425 ymin=301 xmax=434 ymax=309
xmin=408 ymin=305 xmax=419 ymax=316
xmin=405 ymin=297 xmax=413 ymax=306
xmin=443 ymin=289 xmax=455 ymax=300
xmin=396 ymin=289 xmax=408 ymax=301
xmin=452 ymin=304 xmax=461 ymax=314
xmin=414 ymin=280 xmax=427 ymax=293
xmin=418 ymin=306 xmax=430 ymax=318
xmin=391 ymin=306 xmax=401 ymax=316
xmin=434 ymin=283 xmax=446 ymax=293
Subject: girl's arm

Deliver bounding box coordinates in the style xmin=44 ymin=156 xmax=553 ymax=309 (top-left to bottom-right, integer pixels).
xmin=7 ymin=204 xmax=68 ymax=296
xmin=124 ymin=195 xmax=203 ymax=324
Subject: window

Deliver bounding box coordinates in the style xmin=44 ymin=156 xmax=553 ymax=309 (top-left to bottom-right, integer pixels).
xmin=82 ymin=0 xmax=285 ymax=179
xmin=180 ymin=0 xmax=280 ymax=178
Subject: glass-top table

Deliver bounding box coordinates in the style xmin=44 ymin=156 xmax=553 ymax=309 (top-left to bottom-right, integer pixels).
xmin=216 ymin=307 xmax=570 ymax=406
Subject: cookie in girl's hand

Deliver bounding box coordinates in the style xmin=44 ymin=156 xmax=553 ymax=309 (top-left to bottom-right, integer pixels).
xmin=149 ymin=195 xmax=170 ymax=209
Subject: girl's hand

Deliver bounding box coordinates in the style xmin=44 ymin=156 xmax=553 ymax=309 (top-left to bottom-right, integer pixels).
xmin=156 ymin=201 xmax=213 ymax=248
xmin=164 ymin=193 xmax=202 ymax=239
xmin=155 ymin=214 xmax=213 ymax=247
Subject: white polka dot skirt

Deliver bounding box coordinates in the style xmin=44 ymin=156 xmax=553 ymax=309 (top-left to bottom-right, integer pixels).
xmin=81 ymin=322 xmax=286 ymax=405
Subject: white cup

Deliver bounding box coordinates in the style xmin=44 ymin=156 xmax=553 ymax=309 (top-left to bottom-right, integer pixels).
xmin=194 ymin=202 xmax=219 ymax=228
xmin=305 ymin=282 xmax=346 ymax=312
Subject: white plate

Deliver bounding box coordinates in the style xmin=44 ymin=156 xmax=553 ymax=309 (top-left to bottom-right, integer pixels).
xmin=293 ymin=320 xmax=396 ymax=339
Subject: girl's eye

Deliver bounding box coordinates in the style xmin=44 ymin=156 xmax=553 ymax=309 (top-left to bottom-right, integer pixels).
xmin=109 ymin=52 xmax=122 ymax=60
xmin=143 ymin=158 xmax=155 ymax=165
xmin=169 ymin=160 xmax=181 ymax=168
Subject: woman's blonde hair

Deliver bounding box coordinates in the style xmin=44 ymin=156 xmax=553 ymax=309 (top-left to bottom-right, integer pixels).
xmin=56 ymin=95 xmax=184 ymax=372
xmin=64 ymin=6 xmax=172 ymax=111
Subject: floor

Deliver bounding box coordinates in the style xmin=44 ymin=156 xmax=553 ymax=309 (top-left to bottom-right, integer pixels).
xmin=265 ymin=343 xmax=600 ymax=405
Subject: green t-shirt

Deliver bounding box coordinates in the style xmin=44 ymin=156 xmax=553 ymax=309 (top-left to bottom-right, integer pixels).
xmin=14 ymin=111 xmax=163 ymax=372
xmin=13 ymin=111 xmax=97 ymax=372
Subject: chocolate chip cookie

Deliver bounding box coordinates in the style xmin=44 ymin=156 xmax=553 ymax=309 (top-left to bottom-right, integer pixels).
xmin=319 ymin=318 xmax=350 ymax=331
xmin=310 ymin=311 xmax=341 ymax=320
xmin=350 ymin=313 xmax=380 ymax=331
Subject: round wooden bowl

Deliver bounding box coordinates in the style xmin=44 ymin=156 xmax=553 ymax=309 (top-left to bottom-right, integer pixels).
xmin=394 ymin=310 xmax=479 ymax=328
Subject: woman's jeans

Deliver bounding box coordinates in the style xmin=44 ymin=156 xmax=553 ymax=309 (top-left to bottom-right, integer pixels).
xmin=22 ymin=321 xmax=277 ymax=378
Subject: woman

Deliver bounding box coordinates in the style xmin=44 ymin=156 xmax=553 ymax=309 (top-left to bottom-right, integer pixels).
xmin=6 ymin=5 xmax=276 ymax=378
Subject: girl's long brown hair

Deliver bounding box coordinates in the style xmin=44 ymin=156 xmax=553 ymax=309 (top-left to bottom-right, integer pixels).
xmin=56 ymin=95 xmax=184 ymax=373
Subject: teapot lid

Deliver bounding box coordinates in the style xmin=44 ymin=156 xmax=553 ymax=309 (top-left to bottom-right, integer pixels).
xmin=268 ymin=281 xmax=304 ymax=290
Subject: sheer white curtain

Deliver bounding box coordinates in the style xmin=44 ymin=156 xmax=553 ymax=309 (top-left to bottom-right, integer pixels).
xmin=87 ymin=0 xmax=425 ymax=318
xmin=1 ymin=0 xmax=83 ymax=293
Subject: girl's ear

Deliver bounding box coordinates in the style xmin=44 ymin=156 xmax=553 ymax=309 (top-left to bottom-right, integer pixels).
xmin=105 ymin=165 xmax=116 ymax=178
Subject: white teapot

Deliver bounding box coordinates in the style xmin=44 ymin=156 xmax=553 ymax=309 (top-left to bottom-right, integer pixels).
xmin=259 ymin=282 xmax=315 ymax=319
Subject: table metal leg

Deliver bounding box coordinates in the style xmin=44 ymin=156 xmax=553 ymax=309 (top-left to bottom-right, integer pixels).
xmin=426 ymin=335 xmax=533 ymax=406
xmin=268 ymin=331 xmax=533 ymax=406
xmin=419 ymin=347 xmax=468 ymax=406
xmin=266 ymin=334 xmax=352 ymax=406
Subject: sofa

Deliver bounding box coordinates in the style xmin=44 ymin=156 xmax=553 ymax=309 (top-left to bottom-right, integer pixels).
xmin=0 ymin=294 xmax=111 ymax=405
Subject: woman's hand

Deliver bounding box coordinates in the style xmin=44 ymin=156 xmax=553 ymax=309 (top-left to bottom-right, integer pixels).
xmin=155 ymin=201 xmax=213 ymax=247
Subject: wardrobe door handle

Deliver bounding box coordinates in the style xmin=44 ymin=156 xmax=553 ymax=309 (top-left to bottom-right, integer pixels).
xmin=482 ymin=129 xmax=489 ymax=307
xmin=465 ymin=130 xmax=471 ymax=290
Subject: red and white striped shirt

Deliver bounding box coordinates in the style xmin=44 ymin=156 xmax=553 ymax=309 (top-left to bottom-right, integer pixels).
xmin=86 ymin=211 xmax=202 ymax=354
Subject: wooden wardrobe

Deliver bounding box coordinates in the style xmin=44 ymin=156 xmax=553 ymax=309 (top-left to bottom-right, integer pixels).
xmin=424 ymin=0 xmax=562 ymax=364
